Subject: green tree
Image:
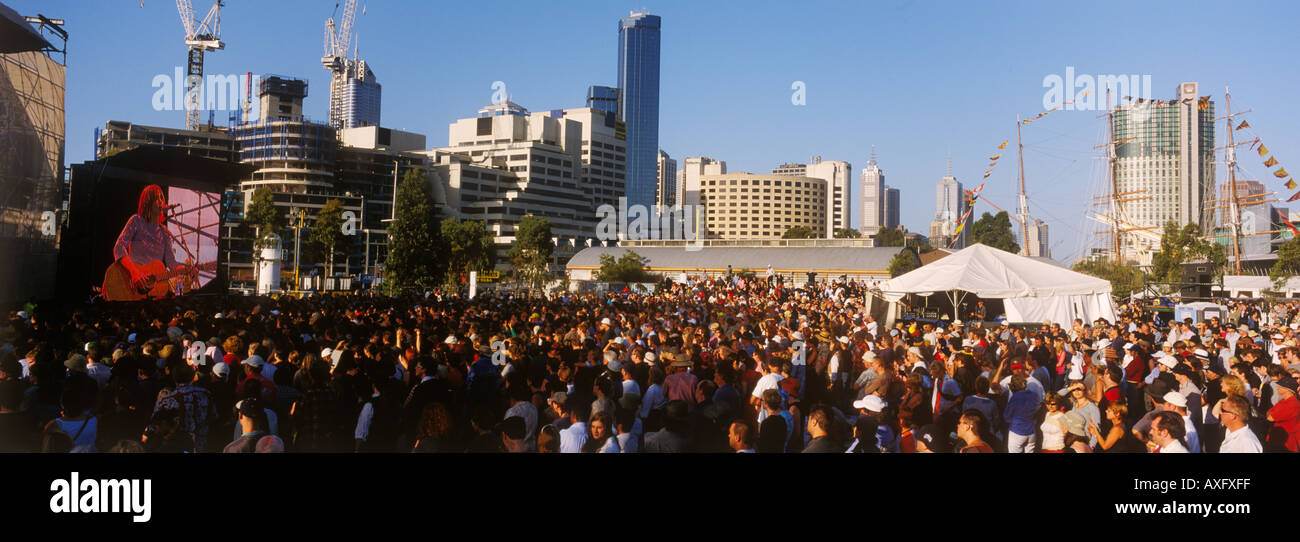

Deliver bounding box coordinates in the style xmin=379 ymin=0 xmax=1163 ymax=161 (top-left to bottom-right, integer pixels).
xmin=596 ymin=249 xmax=654 ymax=283
xmin=834 ymin=227 xmax=862 ymax=239
xmin=781 ymin=225 xmax=816 ymax=239
xmin=970 ymin=211 xmax=1020 ymax=253
xmin=1150 ymin=221 xmax=1225 ymax=283
xmin=508 ymin=215 xmax=554 ymax=292
xmin=309 ymin=199 xmax=349 ymax=277
xmin=244 ymin=186 xmax=285 ymax=249
xmin=1270 ymin=236 xmax=1300 ymax=286
xmin=887 ymin=248 xmax=919 ymax=278
xmin=874 ymin=227 xmax=905 ymax=247
xmin=442 ymin=218 xmax=496 ymax=287
xmin=1071 ymin=259 xmax=1146 ymax=299
xmin=385 ymin=170 xmax=443 ymax=294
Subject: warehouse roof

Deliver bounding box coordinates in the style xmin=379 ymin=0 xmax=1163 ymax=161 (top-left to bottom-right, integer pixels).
xmin=567 ymin=245 xmax=907 ymax=274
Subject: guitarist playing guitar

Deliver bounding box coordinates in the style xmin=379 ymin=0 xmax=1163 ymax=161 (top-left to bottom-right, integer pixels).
xmin=103 ymin=185 xmax=199 ymax=301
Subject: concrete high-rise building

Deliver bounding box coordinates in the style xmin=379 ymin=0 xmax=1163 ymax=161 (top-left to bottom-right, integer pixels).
xmin=699 ymin=173 xmax=827 ymax=239
xmin=930 ymin=167 xmax=967 ymax=248
xmin=680 ymin=156 xmax=726 ymax=207
xmin=334 ymin=60 xmax=381 ymax=129
xmin=860 ymin=148 xmax=884 ymax=235
xmin=557 ymin=107 xmax=626 ymax=212
xmin=258 ymin=75 xmax=307 ymax=121
xmin=1113 ymin=82 xmax=1215 ymax=253
xmin=586 ymin=85 xmax=619 ymax=117
xmin=657 ymin=150 xmax=676 ymax=207
xmin=774 ymin=158 xmax=850 ymax=237
xmin=0 ymin=6 xmax=65 ymax=303
xmin=1218 ymin=179 xmax=1271 ymax=257
xmin=883 ymin=186 xmax=900 ymax=229
xmin=674 ymin=169 xmax=685 ymax=209
xmin=1027 ymin=218 xmax=1050 ymax=258
xmin=617 ymin=11 xmax=661 ymax=216
xmin=432 ymin=102 xmax=609 ymax=267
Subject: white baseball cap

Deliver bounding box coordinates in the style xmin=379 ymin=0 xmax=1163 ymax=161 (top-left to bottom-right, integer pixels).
xmin=853 ymin=395 xmax=886 ymax=412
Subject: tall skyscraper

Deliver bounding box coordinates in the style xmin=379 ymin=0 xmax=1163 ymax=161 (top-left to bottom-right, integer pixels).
xmin=860 ymin=147 xmax=884 ymax=235
xmin=1113 ymin=82 xmax=1215 ymax=253
xmin=1027 ymin=218 xmax=1050 ymax=258
xmin=336 ymin=60 xmax=381 ymax=129
xmin=883 ymin=186 xmax=900 ymax=229
xmin=617 ymin=11 xmax=661 ymax=219
xmin=657 ymin=150 xmax=677 ymax=207
xmin=930 ymin=164 xmax=967 ymax=248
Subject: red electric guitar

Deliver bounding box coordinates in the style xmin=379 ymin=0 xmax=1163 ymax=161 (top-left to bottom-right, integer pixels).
xmin=101 ymin=259 xmax=216 ymax=301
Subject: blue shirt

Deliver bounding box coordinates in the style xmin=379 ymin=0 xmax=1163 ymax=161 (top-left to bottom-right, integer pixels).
xmin=1005 ymin=390 xmax=1040 ymax=436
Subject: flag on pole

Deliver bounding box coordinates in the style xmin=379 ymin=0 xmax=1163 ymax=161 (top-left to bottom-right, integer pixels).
xmin=1265 ymin=156 xmax=1279 ymax=167
xmin=1259 ymin=144 xmax=1270 ymax=157
xmin=1285 ymin=214 xmax=1300 ymax=237
xmin=1236 ymin=120 xmax=1251 ymax=131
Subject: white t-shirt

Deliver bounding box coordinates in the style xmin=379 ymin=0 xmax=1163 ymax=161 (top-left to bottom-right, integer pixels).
xmin=1040 ymin=412 xmax=1066 ymax=450
xmin=753 ymin=373 xmax=785 ymax=423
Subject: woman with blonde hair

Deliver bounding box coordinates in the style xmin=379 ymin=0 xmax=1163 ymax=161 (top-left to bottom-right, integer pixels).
xmin=1087 ymin=402 xmax=1143 ymax=453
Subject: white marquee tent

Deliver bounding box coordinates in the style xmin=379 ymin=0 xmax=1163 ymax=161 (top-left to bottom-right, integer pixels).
xmin=875 ymin=244 xmax=1118 ymax=324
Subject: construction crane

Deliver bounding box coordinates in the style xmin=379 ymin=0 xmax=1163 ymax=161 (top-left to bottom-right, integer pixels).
xmin=322 ymin=0 xmax=359 ymax=130
xmin=175 ymin=0 xmax=225 ymax=131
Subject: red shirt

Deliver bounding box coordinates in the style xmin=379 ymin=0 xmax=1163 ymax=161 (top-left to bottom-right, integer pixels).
xmin=1268 ymin=395 xmax=1300 ymax=452
xmin=1104 ymin=387 xmax=1122 ymax=404
xmin=899 ymin=429 xmax=916 ymax=453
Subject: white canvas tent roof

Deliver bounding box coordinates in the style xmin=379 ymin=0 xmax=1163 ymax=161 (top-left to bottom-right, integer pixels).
xmin=877 ymin=244 xmax=1112 ymax=301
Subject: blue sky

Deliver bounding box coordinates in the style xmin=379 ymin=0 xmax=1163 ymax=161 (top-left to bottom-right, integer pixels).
xmin=16 ymin=0 xmax=1300 ymax=262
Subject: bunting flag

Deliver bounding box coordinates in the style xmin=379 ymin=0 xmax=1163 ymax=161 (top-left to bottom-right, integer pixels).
xmin=1290 ymin=191 xmax=1300 ymax=203
xmin=1277 ymin=168 xmax=1291 ymax=179
xmin=988 ymin=162 xmax=998 ymax=168
xmin=1236 ymin=120 xmax=1251 ymax=131
xmin=1285 ymin=214 xmax=1300 ymax=237
xmin=1265 ymin=156 xmax=1279 ymax=167
xmin=1198 ymin=96 xmax=1210 ymax=111
xmin=1260 ymin=144 xmax=1270 ymax=156
xmin=997 ymin=140 xmax=1008 ymax=150
xmin=1079 ymin=90 xmax=1093 ymax=98
xmin=1249 ymin=138 xmax=1260 ymax=151
xmin=1288 ymin=178 xmax=1298 ymax=190
xmin=989 ymin=153 xmax=1002 ymax=161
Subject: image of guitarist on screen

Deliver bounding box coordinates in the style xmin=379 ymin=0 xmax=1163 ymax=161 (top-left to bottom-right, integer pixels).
xmin=103 ymin=184 xmax=198 ymax=301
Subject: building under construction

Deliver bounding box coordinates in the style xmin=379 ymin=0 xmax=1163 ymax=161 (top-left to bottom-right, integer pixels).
xmin=0 ymin=4 xmax=65 ymax=305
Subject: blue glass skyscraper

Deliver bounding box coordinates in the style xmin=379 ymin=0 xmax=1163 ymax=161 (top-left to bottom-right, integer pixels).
xmin=617 ymin=11 xmax=661 ymax=217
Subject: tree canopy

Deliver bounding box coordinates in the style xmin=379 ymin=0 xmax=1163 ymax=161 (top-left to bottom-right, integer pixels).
xmin=244 ymin=186 xmax=285 ymax=248
xmin=508 ymin=215 xmax=554 ymax=292
xmin=1149 ymin=220 xmax=1224 ymax=283
xmin=834 ymin=227 xmax=861 ymax=239
xmin=385 ymin=169 xmax=443 ymax=294
xmin=596 ymin=250 xmax=654 ymax=283
xmin=887 ymin=248 xmax=918 ymax=278
xmin=781 ymin=226 xmax=817 ymax=239
xmin=874 ymin=227 xmax=905 ymax=247
xmin=309 ymin=198 xmax=349 ymax=275
xmin=1071 ymin=258 xmax=1146 ymax=299
xmin=970 ymin=211 xmax=1020 ymax=254
xmin=442 ymin=218 xmax=496 ymax=287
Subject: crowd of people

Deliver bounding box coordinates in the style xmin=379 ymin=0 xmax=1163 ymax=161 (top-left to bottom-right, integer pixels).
xmin=1 ymin=274 xmax=1298 ymax=454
